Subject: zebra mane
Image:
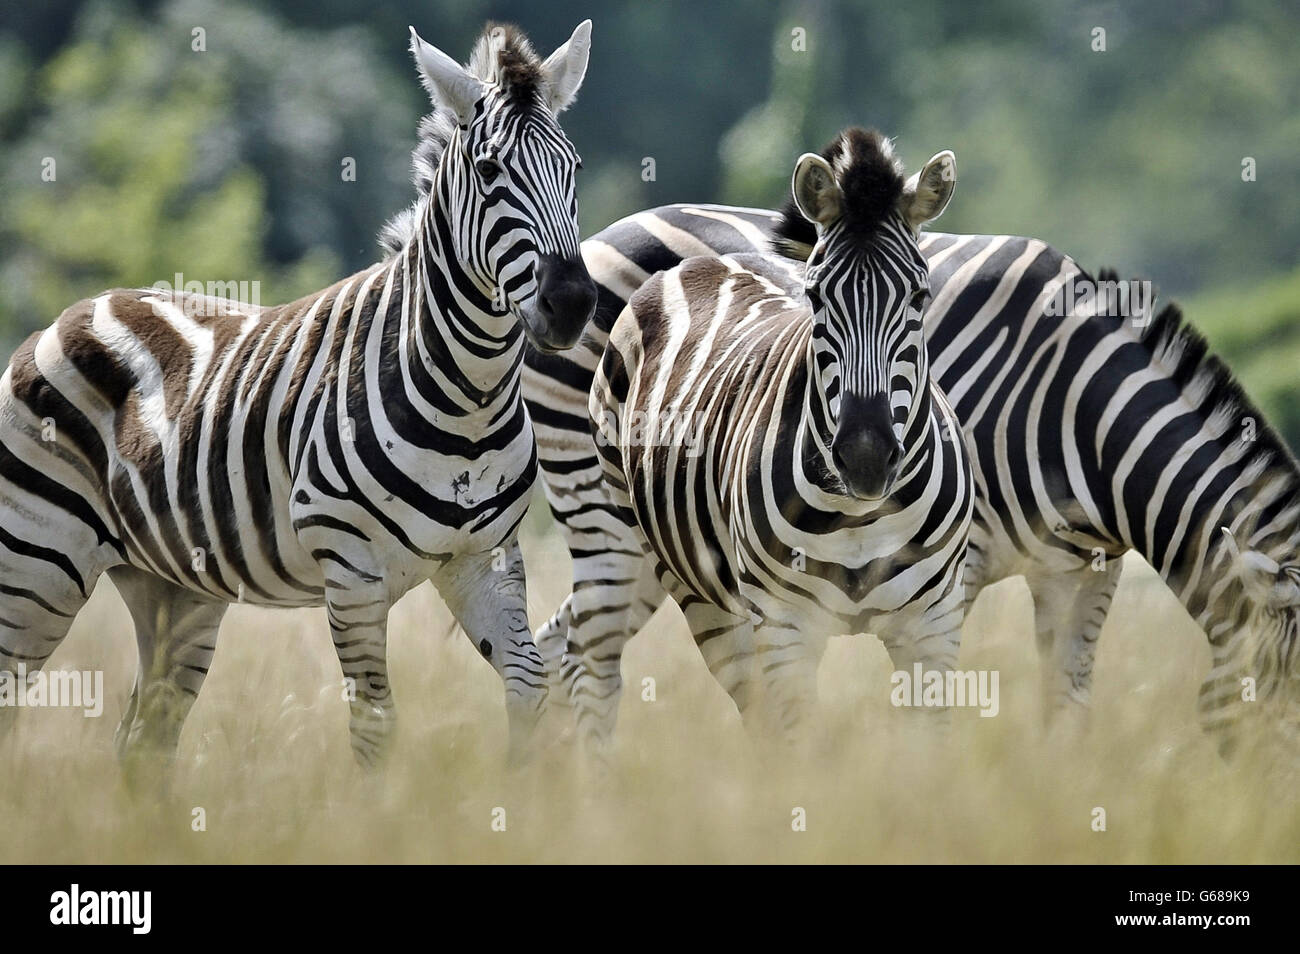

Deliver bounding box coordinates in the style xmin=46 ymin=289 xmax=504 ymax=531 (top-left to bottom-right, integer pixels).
xmin=378 ymin=22 xmax=548 ymax=257
xmin=1135 ymin=289 xmax=1300 ymax=551
xmin=770 ymin=196 xmax=817 ymax=261
xmin=770 ymin=127 xmax=905 ymax=259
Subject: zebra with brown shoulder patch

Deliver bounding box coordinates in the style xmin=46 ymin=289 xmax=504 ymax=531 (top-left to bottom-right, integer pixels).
xmin=582 ymin=129 xmax=974 ymax=749
xmin=0 ymin=20 xmax=597 ymax=771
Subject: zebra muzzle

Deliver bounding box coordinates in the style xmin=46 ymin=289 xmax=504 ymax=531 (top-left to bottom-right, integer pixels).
xmin=523 ymin=253 xmax=598 ymax=352
xmin=831 ymin=392 xmax=903 ymax=500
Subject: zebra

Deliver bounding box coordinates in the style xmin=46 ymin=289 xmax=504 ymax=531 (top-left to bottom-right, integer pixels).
xmin=527 ymin=207 xmax=1300 ymax=758
xmin=580 ymin=128 xmax=974 ymax=745
xmin=0 ymin=21 xmax=598 ymax=772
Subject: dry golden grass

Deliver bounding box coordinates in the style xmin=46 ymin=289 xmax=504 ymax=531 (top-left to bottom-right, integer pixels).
xmin=2 ymin=508 xmax=1297 ymax=864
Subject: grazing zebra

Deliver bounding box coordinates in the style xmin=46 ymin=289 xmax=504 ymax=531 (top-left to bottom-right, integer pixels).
xmin=527 ymin=209 xmax=1300 ymax=757
xmin=0 ymin=21 xmax=598 ymax=770
xmin=580 ymin=129 xmax=974 ymax=745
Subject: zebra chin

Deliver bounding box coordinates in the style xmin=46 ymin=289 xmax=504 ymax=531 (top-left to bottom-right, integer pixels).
xmin=834 ymin=463 xmax=900 ymax=502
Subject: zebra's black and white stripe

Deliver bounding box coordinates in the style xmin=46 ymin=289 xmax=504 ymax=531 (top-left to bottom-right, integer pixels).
xmin=527 ymin=201 xmax=1300 ymax=757
xmin=0 ymin=21 xmax=597 ymax=770
xmin=579 ymin=129 xmax=973 ymax=746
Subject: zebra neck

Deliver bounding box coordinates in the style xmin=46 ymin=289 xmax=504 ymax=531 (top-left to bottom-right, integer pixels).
xmin=800 ymin=342 xmax=838 ymax=476
xmin=901 ymin=365 xmax=936 ymax=456
xmin=401 ymin=180 xmax=524 ymax=418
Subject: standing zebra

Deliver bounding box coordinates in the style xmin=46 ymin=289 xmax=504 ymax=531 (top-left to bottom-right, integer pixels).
xmin=528 ymin=208 xmax=1300 ymax=757
xmin=0 ymin=21 xmax=598 ymax=770
xmin=583 ymin=129 xmax=974 ymax=744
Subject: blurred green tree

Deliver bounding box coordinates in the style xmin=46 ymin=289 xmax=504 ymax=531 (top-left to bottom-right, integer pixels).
xmin=0 ymin=0 xmax=1295 ymax=442
xmin=0 ymin=0 xmax=416 ymax=353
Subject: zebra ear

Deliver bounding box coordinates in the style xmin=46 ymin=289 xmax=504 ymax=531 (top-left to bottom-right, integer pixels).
xmin=902 ymin=150 xmax=956 ymax=232
xmin=541 ymin=20 xmax=592 ymax=114
xmin=792 ymin=153 xmax=842 ymax=229
xmin=1221 ymin=528 xmax=1300 ymax=606
xmin=409 ymin=27 xmax=483 ymax=124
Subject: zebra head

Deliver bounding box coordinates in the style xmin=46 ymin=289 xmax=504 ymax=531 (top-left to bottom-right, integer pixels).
xmin=408 ymin=21 xmax=597 ymax=352
xmin=788 ymin=128 xmax=955 ymax=500
xmin=1217 ymin=527 xmax=1300 ymax=736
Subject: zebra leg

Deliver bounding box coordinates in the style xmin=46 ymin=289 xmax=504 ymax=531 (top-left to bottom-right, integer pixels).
xmin=625 ymin=555 xmax=670 ymax=633
xmin=877 ymin=576 xmax=967 ymax=723
xmin=538 ymin=553 xmax=665 ymax=712
xmin=108 ymin=566 xmax=226 ymax=776
xmin=680 ymin=597 xmax=761 ymax=720
xmin=961 ymin=522 xmax=995 ymax=616
xmin=433 ymin=540 xmax=547 ymax=762
xmin=0 ymin=572 xmax=88 ymax=741
xmin=1025 ymin=557 xmax=1122 ymax=723
xmin=589 ymin=551 xmax=669 ymax=671
xmin=749 ymin=620 xmax=829 ymax=743
xmin=1196 ymin=637 xmax=1257 ymax=759
xmin=534 ymin=550 xmax=666 ymax=755
xmin=321 ymin=566 xmax=396 ymax=769
xmin=535 ymin=567 xmax=662 ymax=740
xmin=559 ymin=547 xmax=660 ymax=756
xmin=534 ymin=592 xmax=573 ymax=710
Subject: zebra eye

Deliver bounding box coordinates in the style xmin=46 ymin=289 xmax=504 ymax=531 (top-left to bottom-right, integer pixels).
xmin=806 ymin=288 xmax=824 ymax=311
xmin=475 ymin=159 xmax=501 ymax=183
xmin=910 ymin=289 xmax=929 ymax=310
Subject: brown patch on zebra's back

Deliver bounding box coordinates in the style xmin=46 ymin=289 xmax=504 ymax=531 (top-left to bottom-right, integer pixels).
xmin=51 ymin=297 xmax=136 ymax=408
xmin=674 ymin=256 xmax=731 ymax=305
xmin=681 ymin=255 xmax=788 ymax=331
xmin=143 ymin=287 xmax=261 ymax=328
xmin=5 ymin=318 xmax=117 ymax=492
xmin=7 ymin=327 xmax=56 ymax=416
xmin=109 ymin=294 xmax=195 ymax=420
xmin=662 ymin=256 xmax=735 ymax=355
xmin=617 ymin=272 xmax=664 ymax=369
xmin=112 ymin=389 xmax=161 ymax=468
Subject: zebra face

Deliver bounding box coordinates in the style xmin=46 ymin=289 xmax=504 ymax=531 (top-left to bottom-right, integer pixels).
xmin=410 ymin=21 xmax=598 ymax=352
xmin=804 ymin=233 xmax=928 ymax=500
xmin=1220 ymin=530 xmax=1300 ymax=719
xmin=463 ymin=114 xmax=596 ymax=352
xmin=790 ymin=138 xmax=956 ymax=501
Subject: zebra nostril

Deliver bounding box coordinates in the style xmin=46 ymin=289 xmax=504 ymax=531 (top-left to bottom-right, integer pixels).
xmin=831 ymin=445 xmax=848 ymax=474
xmin=535 ymin=253 xmax=597 ymax=331
xmin=540 ymin=282 xmax=594 ymax=324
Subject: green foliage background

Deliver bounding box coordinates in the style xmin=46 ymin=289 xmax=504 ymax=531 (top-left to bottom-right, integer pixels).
xmin=0 ymin=0 xmax=1296 ymax=440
